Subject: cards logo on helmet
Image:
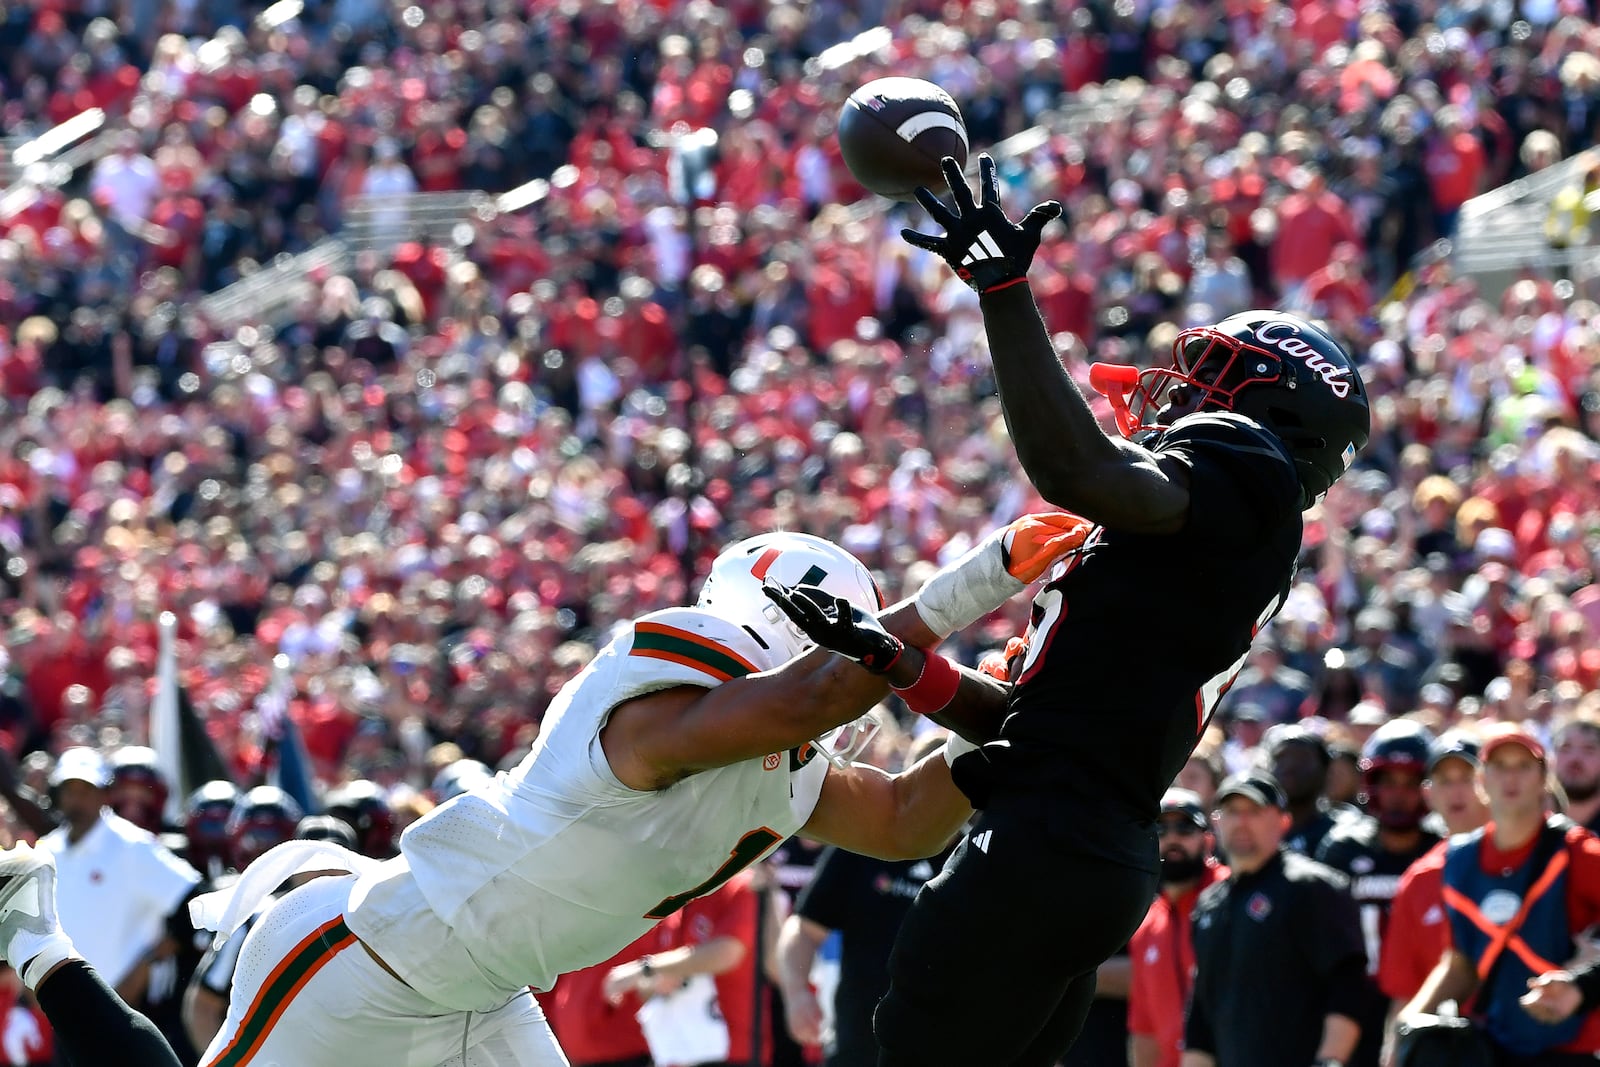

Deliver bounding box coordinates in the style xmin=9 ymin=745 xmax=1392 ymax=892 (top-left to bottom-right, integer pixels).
xmin=1255 ymin=320 xmax=1351 ymax=398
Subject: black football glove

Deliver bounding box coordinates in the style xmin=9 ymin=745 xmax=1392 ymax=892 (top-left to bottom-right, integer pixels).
xmin=761 ymin=582 xmax=904 ymax=674
xmin=901 ymin=153 xmax=1062 ymax=295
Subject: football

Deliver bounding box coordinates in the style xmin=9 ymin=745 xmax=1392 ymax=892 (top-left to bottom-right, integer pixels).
xmin=837 ymin=77 xmax=969 ymax=202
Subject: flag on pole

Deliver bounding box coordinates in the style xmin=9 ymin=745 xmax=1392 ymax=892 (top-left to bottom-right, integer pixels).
xmin=150 ymin=612 xmax=184 ymax=824
xmin=262 ymin=654 xmax=318 ymax=814
xmin=149 ymin=611 xmax=233 ymax=822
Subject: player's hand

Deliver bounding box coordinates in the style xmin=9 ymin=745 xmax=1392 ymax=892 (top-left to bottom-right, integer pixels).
xmin=1001 ymin=511 xmax=1093 ymax=582
xmin=1522 ymin=970 xmax=1583 ymax=1023
xmin=977 ymin=636 xmax=1030 ymax=682
xmin=901 ymin=154 xmax=1062 ymax=295
xmin=761 ymin=583 xmax=904 ymax=674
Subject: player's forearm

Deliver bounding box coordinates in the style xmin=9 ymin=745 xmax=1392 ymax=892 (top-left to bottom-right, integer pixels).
xmin=1314 ymin=1012 xmax=1360 ymax=1063
xmin=753 ymin=649 xmax=895 ymax=757
xmin=774 ymin=916 xmax=824 ymax=1003
xmin=880 ymin=598 xmax=943 ymax=651
xmin=978 ymin=283 xmax=1123 ymax=508
xmin=889 ymin=751 xmax=973 ymax=858
xmin=1179 ymin=1052 xmax=1216 ymax=1067
xmin=924 ymin=665 xmax=1009 ymax=743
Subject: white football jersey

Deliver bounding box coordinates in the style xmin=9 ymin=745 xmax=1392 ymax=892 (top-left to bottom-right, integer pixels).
xmin=346 ymin=607 xmax=830 ymax=1007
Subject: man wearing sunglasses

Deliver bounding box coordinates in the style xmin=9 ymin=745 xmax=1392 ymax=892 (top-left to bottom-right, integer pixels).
xmin=1129 ymin=789 xmax=1227 ymax=1067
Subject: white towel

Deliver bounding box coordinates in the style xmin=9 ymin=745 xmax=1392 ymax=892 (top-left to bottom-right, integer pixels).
xmin=189 ymin=840 xmax=380 ymax=945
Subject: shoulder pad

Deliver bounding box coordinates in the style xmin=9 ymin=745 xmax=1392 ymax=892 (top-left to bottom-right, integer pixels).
xmin=615 ymin=607 xmax=778 ymax=696
xmin=1156 ymin=412 xmax=1293 ymax=466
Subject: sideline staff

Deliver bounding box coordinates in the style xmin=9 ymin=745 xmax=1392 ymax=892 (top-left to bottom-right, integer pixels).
xmin=1182 ymin=771 xmax=1366 ymax=1067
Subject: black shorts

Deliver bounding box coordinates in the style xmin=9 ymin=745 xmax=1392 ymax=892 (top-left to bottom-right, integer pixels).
xmin=874 ymin=793 xmax=1157 ymax=1067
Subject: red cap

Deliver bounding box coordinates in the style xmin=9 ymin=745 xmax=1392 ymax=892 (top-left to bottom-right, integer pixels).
xmin=1481 ymin=723 xmax=1546 ymax=764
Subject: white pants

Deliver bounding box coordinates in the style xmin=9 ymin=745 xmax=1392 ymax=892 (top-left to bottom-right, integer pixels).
xmin=199 ymin=874 xmax=568 ymax=1067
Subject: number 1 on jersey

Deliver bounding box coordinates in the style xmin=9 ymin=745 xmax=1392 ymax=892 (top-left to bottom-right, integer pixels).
xmin=645 ymin=827 xmax=782 ymax=919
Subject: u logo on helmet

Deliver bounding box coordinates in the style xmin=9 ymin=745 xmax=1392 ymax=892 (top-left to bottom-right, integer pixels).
xmin=1255 ymin=320 xmax=1351 ymax=399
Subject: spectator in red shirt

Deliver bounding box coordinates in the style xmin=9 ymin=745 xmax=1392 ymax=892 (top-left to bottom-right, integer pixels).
xmin=1129 ymin=789 xmax=1227 ymax=1067
xmin=604 ymin=870 xmax=770 ymax=1067
xmin=1423 ymin=107 xmax=1487 ymax=238
xmin=1300 ymin=242 xmax=1373 ymax=331
xmin=544 ymin=932 xmax=658 ymax=1067
xmin=1270 ymin=165 xmax=1360 ymax=304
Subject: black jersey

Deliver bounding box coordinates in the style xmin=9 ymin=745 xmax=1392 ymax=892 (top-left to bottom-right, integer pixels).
xmin=1315 ymin=815 xmax=1441 ymax=1067
xmin=1186 ymin=851 xmax=1368 ymax=1067
xmin=1315 ymin=816 xmax=1441 ymax=971
xmin=972 ymin=413 xmax=1303 ymax=872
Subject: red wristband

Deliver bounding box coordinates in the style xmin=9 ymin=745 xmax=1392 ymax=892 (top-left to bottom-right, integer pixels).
xmin=891 ymin=652 xmax=961 ymax=716
xmin=981 ymin=276 xmax=1029 ymax=295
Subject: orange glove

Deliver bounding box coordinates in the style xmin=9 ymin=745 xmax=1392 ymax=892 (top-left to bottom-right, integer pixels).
xmin=1000 ymin=512 xmax=1094 ymax=583
xmin=977 ymin=636 xmax=1029 ymax=682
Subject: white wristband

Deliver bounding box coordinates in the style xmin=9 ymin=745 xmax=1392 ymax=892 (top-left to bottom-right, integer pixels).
xmin=944 ymin=732 xmax=980 ymax=766
xmin=912 ymin=528 xmax=1025 ymax=639
xmin=18 ymin=931 xmax=79 ymax=991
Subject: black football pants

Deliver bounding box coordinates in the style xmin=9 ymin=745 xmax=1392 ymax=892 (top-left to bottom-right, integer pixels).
xmin=874 ymin=794 xmax=1157 ymax=1067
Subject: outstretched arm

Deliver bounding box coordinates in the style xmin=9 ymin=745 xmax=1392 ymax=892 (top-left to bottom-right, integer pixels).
xmin=603 ymin=648 xmax=898 ymax=790
xmin=801 ymin=745 xmax=972 ymax=861
xmin=980 ymin=283 xmax=1189 ymax=531
xmin=904 ymin=155 xmax=1191 ymax=532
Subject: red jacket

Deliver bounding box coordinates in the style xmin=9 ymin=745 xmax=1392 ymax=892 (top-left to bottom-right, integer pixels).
xmin=542 ymin=931 xmax=660 ymax=1066
xmin=1128 ymin=861 xmax=1228 ymax=1067
xmin=666 ymin=870 xmax=769 ymax=1066
xmin=1379 ymin=840 xmax=1450 ymax=1003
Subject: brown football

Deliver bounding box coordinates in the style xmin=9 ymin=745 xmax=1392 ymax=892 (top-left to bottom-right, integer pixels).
xmin=837 ymin=77 xmax=969 ymax=202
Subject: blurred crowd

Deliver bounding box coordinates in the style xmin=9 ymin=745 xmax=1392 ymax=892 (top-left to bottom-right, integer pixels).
xmin=4 ymin=0 xmax=1600 ymax=1063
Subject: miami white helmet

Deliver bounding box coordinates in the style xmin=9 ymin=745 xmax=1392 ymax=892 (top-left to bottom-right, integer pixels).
xmin=697 ymin=532 xmax=883 ymax=669
xmin=697 ymin=532 xmax=888 ymax=767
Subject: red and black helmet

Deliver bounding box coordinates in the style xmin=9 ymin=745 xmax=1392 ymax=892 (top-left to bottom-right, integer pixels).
xmin=1089 ymin=311 xmax=1371 ymax=508
xmin=108 ymin=746 xmax=171 ymax=833
xmin=226 ymin=786 xmax=304 ymax=871
xmin=184 ymin=780 xmax=241 ymax=875
xmin=1360 ymin=720 xmax=1435 ymax=781
xmin=323 ymin=780 xmax=398 ymax=859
